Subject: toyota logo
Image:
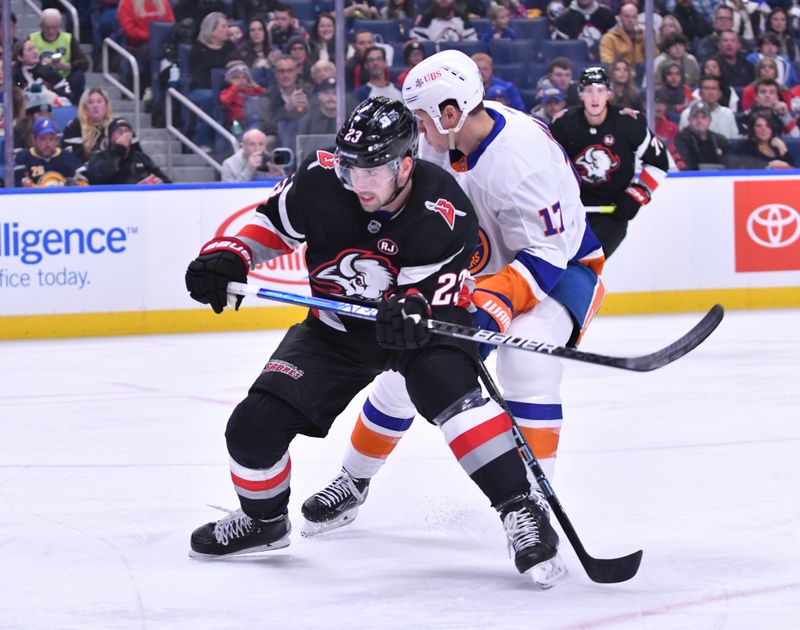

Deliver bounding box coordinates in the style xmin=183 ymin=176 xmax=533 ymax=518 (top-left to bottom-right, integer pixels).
xmin=746 ymin=203 xmax=800 ymax=248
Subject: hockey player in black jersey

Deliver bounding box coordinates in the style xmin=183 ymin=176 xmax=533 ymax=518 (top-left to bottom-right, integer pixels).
xmin=550 ymin=66 xmax=669 ymax=257
xmin=184 ymin=97 xmax=561 ymax=585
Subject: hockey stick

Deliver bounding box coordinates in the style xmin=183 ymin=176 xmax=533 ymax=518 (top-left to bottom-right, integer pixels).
xmin=226 ymin=282 xmax=724 ymax=372
xmin=477 ymin=360 xmax=642 ymax=584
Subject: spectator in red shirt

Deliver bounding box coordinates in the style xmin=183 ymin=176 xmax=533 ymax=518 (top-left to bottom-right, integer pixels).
xmin=219 ymin=60 xmax=266 ymax=128
xmin=118 ymin=0 xmax=175 ymax=98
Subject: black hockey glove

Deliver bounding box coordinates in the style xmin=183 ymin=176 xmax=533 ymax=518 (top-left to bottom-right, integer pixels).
xmin=185 ymin=237 xmax=252 ymax=314
xmin=376 ymin=290 xmax=432 ymax=350
xmin=614 ymin=183 xmax=651 ymax=222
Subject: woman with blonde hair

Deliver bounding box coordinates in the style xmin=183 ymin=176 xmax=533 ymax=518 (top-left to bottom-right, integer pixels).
xmin=61 ymin=88 xmax=114 ymax=163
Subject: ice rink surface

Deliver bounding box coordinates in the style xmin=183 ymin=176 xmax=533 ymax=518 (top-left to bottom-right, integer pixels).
xmin=1 ymin=308 xmax=798 ymax=630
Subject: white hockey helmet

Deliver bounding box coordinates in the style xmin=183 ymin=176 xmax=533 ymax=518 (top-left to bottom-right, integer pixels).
xmin=401 ymin=49 xmax=484 ymax=134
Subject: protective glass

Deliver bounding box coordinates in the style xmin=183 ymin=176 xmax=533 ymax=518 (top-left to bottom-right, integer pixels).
xmin=335 ymin=159 xmax=400 ymax=192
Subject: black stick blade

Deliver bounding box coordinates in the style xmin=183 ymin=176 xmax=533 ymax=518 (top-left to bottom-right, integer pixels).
xmin=582 ymin=549 xmax=643 ymax=584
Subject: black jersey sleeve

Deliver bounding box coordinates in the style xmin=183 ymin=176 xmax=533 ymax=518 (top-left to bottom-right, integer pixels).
xmin=234 ymin=152 xmax=327 ymax=265
xmin=624 ymin=109 xmax=670 ymax=196
xmin=395 ymin=163 xmax=479 ymax=318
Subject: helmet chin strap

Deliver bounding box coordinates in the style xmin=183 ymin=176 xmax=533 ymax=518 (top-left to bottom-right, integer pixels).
xmin=379 ymin=159 xmax=415 ymax=210
xmin=448 ymin=129 xmax=456 ymax=151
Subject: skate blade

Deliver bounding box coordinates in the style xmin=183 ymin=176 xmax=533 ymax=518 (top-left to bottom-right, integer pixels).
xmin=300 ymin=508 xmax=359 ymax=538
xmin=188 ymin=533 xmax=291 ymax=559
xmin=527 ymin=553 xmax=568 ymax=589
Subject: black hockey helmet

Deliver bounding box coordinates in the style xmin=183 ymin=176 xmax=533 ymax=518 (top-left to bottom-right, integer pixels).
xmin=579 ymin=66 xmax=611 ymax=90
xmin=335 ymin=96 xmax=419 ymax=169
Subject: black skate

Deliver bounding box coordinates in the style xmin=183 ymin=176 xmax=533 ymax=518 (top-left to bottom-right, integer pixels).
xmin=499 ymin=491 xmax=568 ymax=589
xmin=301 ymin=469 xmax=370 ymax=537
xmin=189 ymin=509 xmax=290 ymax=558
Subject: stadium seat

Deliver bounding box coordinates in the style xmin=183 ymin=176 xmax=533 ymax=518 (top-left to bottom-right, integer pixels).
xmin=284 ymin=0 xmax=315 ymax=22
xmin=437 ymin=40 xmax=486 ymax=57
xmin=493 ymin=63 xmax=529 ymax=89
xmin=528 ymin=61 xmax=549 ymax=87
xmin=785 ymin=137 xmax=800 ymax=166
xmin=470 ymin=18 xmax=491 ymax=38
xmin=490 ymin=39 xmax=539 ymax=65
xmin=352 ymin=19 xmax=405 ymax=43
xmin=149 ymin=21 xmax=174 ymax=106
xmin=512 ymin=18 xmax=549 ymax=42
xmin=52 ymin=106 xmax=77 ymax=132
xmin=541 ymin=39 xmax=588 ymax=64
xmin=520 ymin=88 xmax=537 ymax=111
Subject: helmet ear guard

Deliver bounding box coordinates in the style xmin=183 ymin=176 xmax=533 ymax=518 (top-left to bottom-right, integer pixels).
xmin=402 ymin=50 xmax=484 ymax=134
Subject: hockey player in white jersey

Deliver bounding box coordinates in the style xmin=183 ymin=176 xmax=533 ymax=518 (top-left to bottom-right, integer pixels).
xmin=302 ymin=50 xmax=606 ymax=587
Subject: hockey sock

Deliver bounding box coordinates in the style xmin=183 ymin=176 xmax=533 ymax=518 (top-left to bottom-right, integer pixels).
xmin=507 ymin=398 xmax=562 ymax=480
xmin=436 ymin=396 xmax=530 ymax=507
xmin=343 ymin=396 xmax=415 ymax=479
xmin=229 ymin=451 xmax=292 ymax=520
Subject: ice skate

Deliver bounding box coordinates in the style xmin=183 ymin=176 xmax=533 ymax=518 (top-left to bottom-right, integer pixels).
xmin=301 ymin=469 xmax=370 ymax=537
xmin=499 ymin=492 xmax=568 ymax=589
xmin=189 ymin=509 xmax=290 ymax=558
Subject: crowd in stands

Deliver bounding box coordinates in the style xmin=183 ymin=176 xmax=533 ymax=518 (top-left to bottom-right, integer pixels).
xmin=4 ymin=0 xmax=800 ymax=187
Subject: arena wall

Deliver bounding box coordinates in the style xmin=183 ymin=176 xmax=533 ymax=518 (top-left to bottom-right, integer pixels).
xmin=1 ymin=173 xmax=798 ymax=339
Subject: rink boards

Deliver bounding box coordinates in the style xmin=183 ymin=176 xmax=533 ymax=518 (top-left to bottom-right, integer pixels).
xmin=0 ymin=173 xmax=799 ymax=339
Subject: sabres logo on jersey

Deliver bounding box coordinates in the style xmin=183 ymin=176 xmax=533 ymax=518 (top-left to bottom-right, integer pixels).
xmin=574 ymin=145 xmax=621 ymax=185
xmin=424 ymin=198 xmax=466 ymax=230
xmin=311 ymin=250 xmax=397 ymax=300
xmin=309 ymin=150 xmax=338 ymax=170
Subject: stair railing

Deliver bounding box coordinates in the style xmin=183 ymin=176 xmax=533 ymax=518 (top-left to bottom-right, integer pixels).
xmin=165 ymin=87 xmax=239 ymax=178
xmin=101 ymin=38 xmax=140 ymax=132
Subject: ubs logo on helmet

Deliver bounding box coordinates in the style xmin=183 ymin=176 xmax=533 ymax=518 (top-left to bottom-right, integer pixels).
xmin=747 ymin=203 xmax=800 ymax=248
xmin=414 ymin=70 xmax=442 ymax=88
xmin=217 ymin=203 xmax=309 ymax=288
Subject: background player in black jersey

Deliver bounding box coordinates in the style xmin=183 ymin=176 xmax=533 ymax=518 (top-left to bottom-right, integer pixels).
xmin=550 ymin=66 xmax=670 ymax=258
xmin=184 ymin=97 xmax=562 ymax=585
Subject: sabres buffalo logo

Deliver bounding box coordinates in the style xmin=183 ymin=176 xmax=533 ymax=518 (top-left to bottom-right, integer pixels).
xmin=424 ymin=198 xmax=466 ymax=230
xmin=573 ymin=145 xmax=621 ymax=185
xmin=311 ymin=250 xmax=397 ymax=299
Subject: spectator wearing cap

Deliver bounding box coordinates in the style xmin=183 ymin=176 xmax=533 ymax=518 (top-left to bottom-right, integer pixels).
xmin=28 ymin=8 xmax=89 ymax=104
xmin=531 ymin=87 xmax=566 ymax=124
xmin=221 ymin=128 xmax=284 ymax=182
xmin=286 ymin=36 xmax=312 ymax=83
xmin=219 ymin=60 xmax=266 ymax=128
xmin=654 ymin=33 xmax=700 ymax=88
xmin=354 ymin=47 xmax=402 ymax=102
xmin=653 ymin=90 xmax=679 ymax=145
xmin=486 ymin=84 xmax=512 ymax=107
xmin=671 ymin=100 xmax=731 ymax=170
xmin=395 ymin=41 xmax=426 ymax=87
xmin=298 ymin=77 xmax=343 ymax=137
xmin=679 ymin=74 xmax=740 ymax=139
xmin=14 ymin=117 xmax=83 ymax=187
xmin=472 ymin=53 xmax=525 ymax=112
xmin=480 ymin=5 xmax=517 ymax=48
xmin=81 ymin=118 xmax=171 ymax=185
